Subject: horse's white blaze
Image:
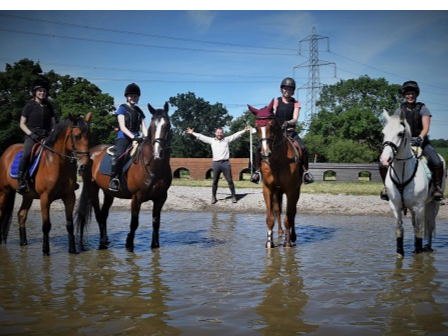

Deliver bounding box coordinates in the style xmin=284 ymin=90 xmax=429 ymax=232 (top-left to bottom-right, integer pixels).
xmin=154 ymin=118 xmax=165 ymax=156
xmin=261 ymin=126 xmax=269 ymax=154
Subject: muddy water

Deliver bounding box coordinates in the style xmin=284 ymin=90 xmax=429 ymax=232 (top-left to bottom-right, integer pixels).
xmin=1 ymin=211 xmax=448 ymax=336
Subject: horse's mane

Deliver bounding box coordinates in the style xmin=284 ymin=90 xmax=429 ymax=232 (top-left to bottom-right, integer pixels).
xmin=45 ymin=115 xmax=90 ymax=148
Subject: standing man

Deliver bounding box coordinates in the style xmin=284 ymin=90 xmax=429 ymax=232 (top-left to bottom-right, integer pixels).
xmin=186 ymin=125 xmax=251 ymax=204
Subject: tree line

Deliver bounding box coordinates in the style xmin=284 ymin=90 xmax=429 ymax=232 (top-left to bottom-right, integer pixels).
xmin=1 ymin=59 xmax=446 ymax=163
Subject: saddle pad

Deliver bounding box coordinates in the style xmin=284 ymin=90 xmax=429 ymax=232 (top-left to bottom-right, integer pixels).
xmin=99 ymin=153 xmax=133 ymax=176
xmin=10 ymin=148 xmax=43 ymax=179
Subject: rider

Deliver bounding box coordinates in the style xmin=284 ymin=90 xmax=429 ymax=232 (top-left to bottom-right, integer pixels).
xmin=379 ymin=80 xmax=444 ymax=201
xmin=109 ymin=83 xmax=148 ymax=192
xmin=17 ymin=78 xmax=56 ymax=194
xmin=250 ymin=77 xmax=314 ymax=184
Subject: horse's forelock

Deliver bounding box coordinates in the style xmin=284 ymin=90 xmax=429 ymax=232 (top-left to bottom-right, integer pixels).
xmin=384 ymin=115 xmax=410 ymax=138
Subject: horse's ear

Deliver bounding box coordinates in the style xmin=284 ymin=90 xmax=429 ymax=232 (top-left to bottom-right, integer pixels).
xmin=148 ymin=103 xmax=156 ymax=115
xmin=247 ymin=104 xmax=258 ymax=115
xmin=382 ymin=109 xmax=390 ymax=122
xmin=85 ymin=112 xmax=92 ymax=124
xmin=267 ymin=98 xmax=274 ymax=111
xmin=163 ymin=101 xmax=169 ymax=114
xmin=69 ymin=114 xmax=76 ymax=123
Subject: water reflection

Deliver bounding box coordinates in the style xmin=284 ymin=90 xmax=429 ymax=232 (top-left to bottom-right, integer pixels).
xmin=1 ymin=211 xmax=448 ymax=335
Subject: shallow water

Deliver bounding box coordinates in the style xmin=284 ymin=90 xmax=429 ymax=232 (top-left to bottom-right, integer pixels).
xmin=1 ymin=211 xmax=448 ymax=335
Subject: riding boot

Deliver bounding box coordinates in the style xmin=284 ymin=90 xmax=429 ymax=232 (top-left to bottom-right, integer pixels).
xmin=432 ymin=165 xmax=444 ymax=201
xmin=250 ymin=151 xmax=261 ymax=184
xmin=301 ymin=150 xmax=314 ymax=185
xmin=16 ymin=152 xmax=31 ymax=195
xmin=379 ymin=164 xmax=389 ymax=201
xmin=109 ymin=159 xmax=121 ymax=191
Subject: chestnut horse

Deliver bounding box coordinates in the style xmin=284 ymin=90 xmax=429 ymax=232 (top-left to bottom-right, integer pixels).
xmin=75 ymin=102 xmax=172 ymax=251
xmin=248 ymin=99 xmax=303 ymax=248
xmin=0 ymin=113 xmax=92 ymax=255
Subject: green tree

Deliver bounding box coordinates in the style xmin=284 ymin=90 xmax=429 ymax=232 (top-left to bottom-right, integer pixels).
xmin=305 ymin=76 xmax=402 ymax=163
xmin=169 ymin=92 xmax=233 ymax=158
xmin=0 ymin=59 xmax=116 ymax=155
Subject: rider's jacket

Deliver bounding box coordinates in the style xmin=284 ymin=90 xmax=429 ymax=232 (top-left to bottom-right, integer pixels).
xmin=119 ymin=104 xmax=145 ymax=133
xmin=275 ymin=97 xmax=296 ymax=127
xmin=21 ymin=100 xmax=55 ymax=135
xmin=401 ymin=102 xmax=425 ymax=138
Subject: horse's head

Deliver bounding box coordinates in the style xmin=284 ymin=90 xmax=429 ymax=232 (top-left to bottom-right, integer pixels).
xmin=68 ymin=112 xmax=92 ymax=172
xmin=380 ymin=109 xmax=411 ymax=167
xmin=147 ymin=102 xmax=171 ymax=160
xmin=248 ymin=99 xmax=278 ymax=158
xmin=45 ymin=112 xmax=92 ymax=173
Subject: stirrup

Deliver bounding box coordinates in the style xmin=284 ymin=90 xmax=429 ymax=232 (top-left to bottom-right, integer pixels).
xmin=433 ymin=188 xmax=444 ymax=201
xmin=109 ymin=178 xmax=120 ymax=191
xmin=250 ymin=171 xmax=261 ymax=184
xmin=303 ymin=171 xmax=314 ymax=185
xmin=16 ymin=180 xmax=29 ymax=194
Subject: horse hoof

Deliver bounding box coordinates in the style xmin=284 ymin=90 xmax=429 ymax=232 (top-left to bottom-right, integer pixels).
xmin=396 ymin=253 xmax=404 ymax=259
xmin=20 ymin=241 xmax=28 ymax=246
xmin=265 ymin=242 xmax=275 ymax=249
xmin=98 ymin=244 xmax=108 ymax=250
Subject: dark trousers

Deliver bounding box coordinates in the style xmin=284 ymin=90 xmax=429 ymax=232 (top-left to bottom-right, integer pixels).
xmin=111 ymin=138 xmax=132 ymax=176
xmin=212 ymin=160 xmax=235 ymax=196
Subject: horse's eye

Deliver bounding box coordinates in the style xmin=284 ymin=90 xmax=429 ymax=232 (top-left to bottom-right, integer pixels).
xmin=398 ymin=132 xmax=404 ymax=137
xmin=74 ymin=135 xmax=81 ymax=141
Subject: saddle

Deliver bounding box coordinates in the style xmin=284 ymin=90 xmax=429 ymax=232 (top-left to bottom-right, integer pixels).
xmin=10 ymin=142 xmax=45 ymax=179
xmin=285 ymin=136 xmax=303 ymax=165
xmin=99 ymin=142 xmax=139 ymax=176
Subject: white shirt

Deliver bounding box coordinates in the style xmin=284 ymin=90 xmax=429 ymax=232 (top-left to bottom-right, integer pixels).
xmin=193 ymin=129 xmax=246 ymax=161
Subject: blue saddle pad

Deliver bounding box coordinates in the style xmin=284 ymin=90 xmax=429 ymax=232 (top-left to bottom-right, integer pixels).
xmin=99 ymin=152 xmax=133 ymax=176
xmin=10 ymin=148 xmax=43 ymax=179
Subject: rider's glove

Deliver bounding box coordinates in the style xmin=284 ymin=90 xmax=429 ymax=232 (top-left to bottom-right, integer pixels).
xmin=133 ymin=136 xmax=144 ymax=143
xmin=281 ymin=121 xmax=289 ymax=130
xmin=411 ymin=136 xmax=423 ymax=147
xmin=29 ymin=132 xmax=40 ymax=141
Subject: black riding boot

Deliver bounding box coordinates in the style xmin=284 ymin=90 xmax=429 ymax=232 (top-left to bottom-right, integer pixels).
xmin=250 ymin=151 xmax=261 ymax=184
xmin=301 ymin=149 xmax=314 ymax=184
xmin=16 ymin=156 xmax=30 ymax=194
xmin=379 ymin=164 xmax=389 ymax=201
xmin=432 ymin=165 xmax=444 ymax=201
xmin=109 ymin=159 xmax=121 ymax=191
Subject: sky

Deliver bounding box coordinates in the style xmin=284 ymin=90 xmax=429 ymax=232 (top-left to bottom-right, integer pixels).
xmin=1 ymin=9 xmax=448 ymax=139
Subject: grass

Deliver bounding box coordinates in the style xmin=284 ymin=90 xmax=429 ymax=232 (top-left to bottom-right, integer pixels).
xmin=171 ymin=178 xmax=384 ymax=196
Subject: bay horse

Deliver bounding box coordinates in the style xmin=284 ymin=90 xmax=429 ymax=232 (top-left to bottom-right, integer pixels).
xmin=380 ymin=109 xmax=446 ymax=258
xmin=0 ymin=113 xmax=92 ymax=255
xmin=75 ymin=102 xmax=172 ymax=251
xmin=248 ymin=99 xmax=303 ymax=248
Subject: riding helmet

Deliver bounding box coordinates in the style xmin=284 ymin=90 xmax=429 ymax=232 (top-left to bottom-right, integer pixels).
xmin=280 ymin=77 xmax=296 ymax=90
xmin=124 ymin=83 xmax=141 ymax=97
xmin=32 ymin=78 xmax=50 ymax=93
xmin=401 ymin=80 xmax=420 ymax=96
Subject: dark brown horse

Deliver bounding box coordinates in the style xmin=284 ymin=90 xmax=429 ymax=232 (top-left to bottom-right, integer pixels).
xmin=75 ymin=102 xmax=172 ymax=251
xmin=248 ymin=99 xmax=303 ymax=248
xmin=0 ymin=113 xmax=92 ymax=255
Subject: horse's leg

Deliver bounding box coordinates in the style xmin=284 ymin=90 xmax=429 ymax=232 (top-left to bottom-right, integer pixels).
xmin=97 ymin=191 xmax=114 ymax=249
xmin=423 ymin=202 xmax=436 ymax=252
xmin=62 ymin=192 xmax=77 ymax=254
xmin=263 ymin=188 xmax=275 ymax=249
xmin=412 ymin=208 xmax=425 ymax=254
xmin=274 ymin=191 xmax=283 ymax=237
xmin=392 ymin=207 xmax=404 ymax=258
xmin=284 ymin=193 xmax=299 ymax=247
xmin=39 ymin=195 xmax=52 ymax=256
xmin=126 ymin=196 xmax=142 ymax=251
xmin=150 ymin=193 xmax=168 ymax=249
xmin=17 ymin=196 xmax=33 ymax=246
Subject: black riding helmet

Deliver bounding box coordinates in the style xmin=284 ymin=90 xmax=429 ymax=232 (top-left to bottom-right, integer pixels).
xmin=280 ymin=77 xmax=296 ymax=90
xmin=32 ymin=78 xmax=50 ymax=93
xmin=124 ymin=83 xmax=141 ymax=97
xmin=401 ymin=80 xmax=420 ymax=96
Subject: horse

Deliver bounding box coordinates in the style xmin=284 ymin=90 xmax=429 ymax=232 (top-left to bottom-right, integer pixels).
xmin=75 ymin=102 xmax=172 ymax=251
xmin=0 ymin=113 xmax=92 ymax=255
xmin=380 ymin=109 xmax=446 ymax=258
xmin=247 ymin=99 xmax=303 ymax=248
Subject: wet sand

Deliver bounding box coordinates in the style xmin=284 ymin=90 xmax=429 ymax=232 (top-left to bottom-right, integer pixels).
xmin=13 ymin=185 xmax=448 ymax=219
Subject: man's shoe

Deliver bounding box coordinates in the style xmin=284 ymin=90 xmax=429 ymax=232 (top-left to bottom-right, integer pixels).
xmin=380 ymin=187 xmax=389 ymax=201
xmin=303 ymin=171 xmax=315 ymax=185
xmin=109 ymin=178 xmax=120 ymax=191
xmin=211 ymin=195 xmax=217 ymax=204
xmin=231 ymin=195 xmax=237 ymax=203
xmin=250 ymin=171 xmax=260 ymax=184
xmin=433 ymin=187 xmax=444 ymax=201
xmin=16 ymin=180 xmax=29 ymax=194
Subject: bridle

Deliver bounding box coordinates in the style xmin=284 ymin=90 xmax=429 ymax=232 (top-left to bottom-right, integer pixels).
xmin=39 ymin=124 xmax=89 ymax=163
xmin=255 ymin=116 xmax=286 ymax=156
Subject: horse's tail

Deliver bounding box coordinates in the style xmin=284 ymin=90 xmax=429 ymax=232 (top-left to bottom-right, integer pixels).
xmin=0 ymin=191 xmax=16 ymax=244
xmin=74 ymin=182 xmax=92 ymax=245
